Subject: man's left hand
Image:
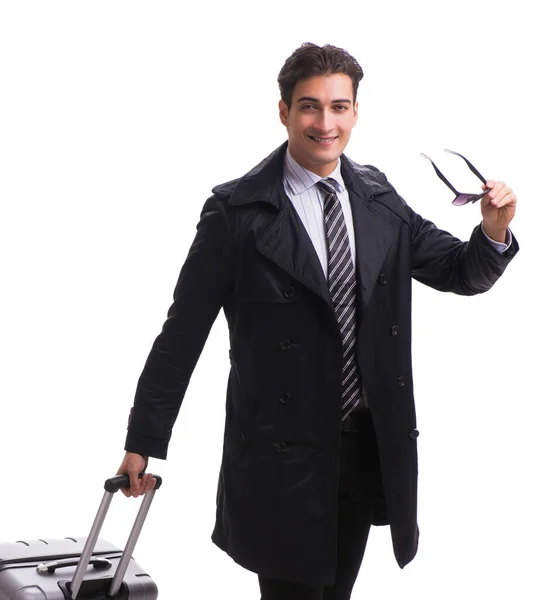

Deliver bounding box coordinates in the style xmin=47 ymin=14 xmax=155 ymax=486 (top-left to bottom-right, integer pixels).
xmin=480 ymin=180 xmax=517 ymax=243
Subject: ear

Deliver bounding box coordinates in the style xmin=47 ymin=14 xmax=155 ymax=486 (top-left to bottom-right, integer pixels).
xmin=278 ymin=99 xmax=289 ymax=127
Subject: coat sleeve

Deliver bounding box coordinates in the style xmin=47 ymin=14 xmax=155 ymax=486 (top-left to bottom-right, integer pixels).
xmin=405 ymin=202 xmax=519 ymax=295
xmin=124 ymin=195 xmax=234 ymax=459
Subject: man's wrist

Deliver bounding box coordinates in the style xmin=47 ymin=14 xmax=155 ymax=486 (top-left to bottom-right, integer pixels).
xmin=482 ymin=221 xmax=507 ymax=244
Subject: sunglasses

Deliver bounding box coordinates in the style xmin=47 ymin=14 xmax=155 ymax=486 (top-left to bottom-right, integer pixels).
xmin=421 ymin=149 xmax=492 ymax=206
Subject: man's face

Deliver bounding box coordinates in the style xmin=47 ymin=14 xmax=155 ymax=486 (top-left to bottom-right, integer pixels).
xmin=279 ymin=73 xmax=358 ymax=178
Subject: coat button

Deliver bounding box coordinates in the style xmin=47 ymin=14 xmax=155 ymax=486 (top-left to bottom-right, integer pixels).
xmin=409 ymin=429 xmax=419 ymax=440
xmin=390 ymin=325 xmax=399 ymax=336
xmin=276 ymin=442 xmax=288 ymax=453
xmin=236 ymin=432 xmax=246 ymax=443
xmin=379 ymin=273 xmax=388 ymax=285
xmin=283 ymin=285 xmax=296 ymax=299
xmin=280 ymin=339 xmax=292 ymax=350
xmin=279 ymin=392 xmax=292 ymax=404
xmin=398 ymin=376 xmax=405 ymax=387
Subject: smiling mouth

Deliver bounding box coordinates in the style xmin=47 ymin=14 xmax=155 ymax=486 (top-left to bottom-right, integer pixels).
xmin=308 ymin=135 xmax=338 ymax=144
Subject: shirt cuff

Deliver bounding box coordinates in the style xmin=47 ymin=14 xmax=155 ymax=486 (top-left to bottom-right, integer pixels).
xmin=481 ymin=223 xmax=513 ymax=253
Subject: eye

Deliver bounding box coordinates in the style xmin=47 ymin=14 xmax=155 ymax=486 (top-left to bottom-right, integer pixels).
xmin=334 ymin=105 xmax=348 ymax=112
xmin=301 ymin=104 xmax=316 ymax=110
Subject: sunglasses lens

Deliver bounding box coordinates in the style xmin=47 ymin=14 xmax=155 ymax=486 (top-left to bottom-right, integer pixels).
xmin=452 ymin=194 xmax=471 ymax=206
xmin=452 ymin=191 xmax=487 ymax=206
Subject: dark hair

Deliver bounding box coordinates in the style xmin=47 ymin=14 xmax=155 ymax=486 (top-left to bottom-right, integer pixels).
xmin=277 ymin=42 xmax=364 ymax=109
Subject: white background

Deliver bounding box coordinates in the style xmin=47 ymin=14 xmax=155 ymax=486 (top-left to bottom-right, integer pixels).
xmin=1 ymin=1 xmax=537 ymax=598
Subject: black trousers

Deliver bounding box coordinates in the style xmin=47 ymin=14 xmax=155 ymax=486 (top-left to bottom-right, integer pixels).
xmin=258 ymin=412 xmax=385 ymax=600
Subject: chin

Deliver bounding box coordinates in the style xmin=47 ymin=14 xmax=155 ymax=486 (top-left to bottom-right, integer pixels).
xmin=312 ymin=149 xmax=341 ymax=162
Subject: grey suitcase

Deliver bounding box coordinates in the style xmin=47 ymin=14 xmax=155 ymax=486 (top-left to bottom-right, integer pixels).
xmin=0 ymin=474 xmax=161 ymax=599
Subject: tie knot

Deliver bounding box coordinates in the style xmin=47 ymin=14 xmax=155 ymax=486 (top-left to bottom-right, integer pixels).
xmin=316 ymin=178 xmax=339 ymax=196
xmin=315 ymin=177 xmax=338 ymax=194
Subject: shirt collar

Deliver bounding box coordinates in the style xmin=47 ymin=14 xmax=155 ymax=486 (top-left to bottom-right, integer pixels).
xmin=283 ymin=147 xmax=346 ymax=196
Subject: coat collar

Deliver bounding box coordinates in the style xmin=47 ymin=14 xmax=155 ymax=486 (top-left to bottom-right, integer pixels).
xmin=212 ymin=140 xmax=394 ymax=207
xmin=212 ymin=140 xmax=397 ymax=312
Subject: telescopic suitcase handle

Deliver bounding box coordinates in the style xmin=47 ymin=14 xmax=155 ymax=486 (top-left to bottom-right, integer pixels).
xmin=70 ymin=473 xmax=162 ymax=600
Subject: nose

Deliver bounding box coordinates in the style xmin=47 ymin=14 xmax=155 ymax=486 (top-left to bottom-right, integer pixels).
xmin=313 ymin=108 xmax=335 ymax=135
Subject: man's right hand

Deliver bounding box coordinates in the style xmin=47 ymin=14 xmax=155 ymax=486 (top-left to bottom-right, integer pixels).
xmin=116 ymin=451 xmax=156 ymax=498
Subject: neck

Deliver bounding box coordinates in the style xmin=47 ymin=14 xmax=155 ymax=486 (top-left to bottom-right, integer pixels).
xmin=287 ymin=147 xmax=338 ymax=178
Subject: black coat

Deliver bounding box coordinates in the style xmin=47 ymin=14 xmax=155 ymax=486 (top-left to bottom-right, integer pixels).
xmin=125 ymin=141 xmax=518 ymax=585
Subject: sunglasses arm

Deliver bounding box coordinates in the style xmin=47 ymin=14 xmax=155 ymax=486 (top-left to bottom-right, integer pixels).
xmin=444 ymin=149 xmax=488 ymax=185
xmin=420 ymin=153 xmax=460 ymax=196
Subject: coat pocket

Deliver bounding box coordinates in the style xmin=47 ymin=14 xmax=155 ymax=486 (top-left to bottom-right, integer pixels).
xmin=224 ymin=367 xmax=258 ymax=468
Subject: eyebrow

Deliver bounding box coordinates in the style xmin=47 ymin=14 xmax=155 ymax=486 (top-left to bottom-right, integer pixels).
xmin=296 ymin=96 xmax=352 ymax=104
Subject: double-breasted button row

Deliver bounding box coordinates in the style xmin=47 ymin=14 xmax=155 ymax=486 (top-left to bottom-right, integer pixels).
xmin=409 ymin=429 xmax=419 ymax=440
xmin=379 ymin=272 xmax=388 ymax=285
xmin=398 ymin=376 xmax=405 ymax=387
xmin=390 ymin=325 xmax=399 ymax=336
xmin=236 ymin=432 xmax=246 ymax=443
xmin=283 ymin=285 xmax=296 ymax=299
xmin=279 ymin=392 xmax=292 ymax=404
xmin=280 ymin=339 xmax=293 ymax=350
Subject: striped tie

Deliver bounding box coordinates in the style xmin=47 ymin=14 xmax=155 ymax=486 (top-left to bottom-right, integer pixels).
xmin=316 ymin=178 xmax=364 ymax=421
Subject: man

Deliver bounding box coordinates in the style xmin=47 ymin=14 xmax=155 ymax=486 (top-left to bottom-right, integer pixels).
xmin=117 ymin=43 xmax=518 ymax=599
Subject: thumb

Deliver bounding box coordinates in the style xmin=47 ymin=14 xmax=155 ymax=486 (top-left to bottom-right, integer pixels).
xmin=128 ymin=454 xmax=148 ymax=497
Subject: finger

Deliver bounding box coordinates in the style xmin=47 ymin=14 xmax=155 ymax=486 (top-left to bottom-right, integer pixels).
xmin=146 ymin=474 xmax=156 ymax=493
xmin=146 ymin=473 xmax=155 ymax=492
xmin=138 ymin=474 xmax=147 ymax=496
xmin=488 ymin=181 xmax=503 ymax=195
xmin=137 ymin=457 xmax=149 ymax=495
xmin=480 ymin=190 xmax=493 ymax=210
xmin=491 ymin=185 xmax=511 ymax=207
xmin=487 ymin=181 xmax=505 ymax=204
xmin=494 ymin=191 xmax=516 ymax=208
xmin=140 ymin=473 xmax=151 ymax=495
xmin=146 ymin=474 xmax=156 ymax=494
xmin=143 ymin=472 xmax=155 ymax=495
xmin=481 ymin=186 xmax=497 ymax=208
xmin=117 ymin=466 xmax=132 ymax=497
xmin=129 ymin=469 xmax=141 ymax=498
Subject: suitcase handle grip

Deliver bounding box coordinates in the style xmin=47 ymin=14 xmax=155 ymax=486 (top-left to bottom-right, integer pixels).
xmin=38 ymin=556 xmax=112 ymax=574
xmin=104 ymin=473 xmax=163 ymax=493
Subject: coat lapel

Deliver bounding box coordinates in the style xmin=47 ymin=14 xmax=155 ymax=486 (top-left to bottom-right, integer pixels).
xmin=256 ymin=193 xmax=333 ymax=307
xmin=220 ymin=141 xmax=396 ymax=310
xmin=222 ymin=141 xmax=334 ymax=308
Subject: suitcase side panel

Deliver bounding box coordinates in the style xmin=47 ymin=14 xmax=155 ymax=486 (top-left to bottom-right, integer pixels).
xmin=0 ymin=555 xmax=156 ymax=600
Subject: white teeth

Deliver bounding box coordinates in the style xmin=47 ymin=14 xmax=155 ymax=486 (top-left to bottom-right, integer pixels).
xmin=312 ymin=136 xmax=335 ymax=142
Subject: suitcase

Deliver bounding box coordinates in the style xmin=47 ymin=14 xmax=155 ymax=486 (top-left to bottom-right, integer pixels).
xmin=0 ymin=474 xmax=161 ymax=599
